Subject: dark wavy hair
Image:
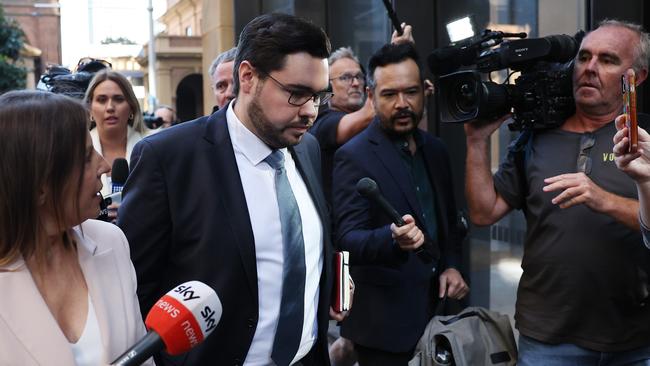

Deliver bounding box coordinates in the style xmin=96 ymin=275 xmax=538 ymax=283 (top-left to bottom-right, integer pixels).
xmin=232 ymin=13 xmax=331 ymax=96
xmin=0 ymin=91 xmax=88 ymax=266
xmin=367 ymin=42 xmax=423 ymax=90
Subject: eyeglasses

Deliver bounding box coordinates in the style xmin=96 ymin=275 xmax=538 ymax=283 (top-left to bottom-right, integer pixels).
xmin=576 ymin=132 xmax=596 ymax=175
xmin=330 ymin=72 xmax=365 ymax=85
xmin=263 ymin=72 xmax=334 ymax=106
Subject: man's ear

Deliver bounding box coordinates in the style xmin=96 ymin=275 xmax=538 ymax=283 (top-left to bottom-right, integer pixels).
xmin=366 ymin=85 xmax=374 ymax=101
xmin=238 ymin=60 xmax=256 ymax=94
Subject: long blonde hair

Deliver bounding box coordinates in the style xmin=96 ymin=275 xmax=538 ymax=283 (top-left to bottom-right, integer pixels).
xmin=84 ymin=70 xmax=146 ymax=133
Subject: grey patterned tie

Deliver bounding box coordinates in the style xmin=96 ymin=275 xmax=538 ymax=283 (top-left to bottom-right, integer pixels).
xmin=265 ymin=149 xmax=306 ymax=366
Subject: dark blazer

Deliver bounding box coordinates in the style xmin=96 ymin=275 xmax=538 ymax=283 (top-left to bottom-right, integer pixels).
xmin=118 ymin=107 xmax=333 ymax=366
xmin=332 ymin=119 xmax=462 ymax=353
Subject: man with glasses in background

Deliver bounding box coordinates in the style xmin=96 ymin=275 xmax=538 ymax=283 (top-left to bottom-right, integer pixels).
xmin=309 ymin=24 xmax=415 ymax=204
xmin=118 ymin=13 xmax=346 ymax=365
xmin=464 ymin=20 xmax=650 ymax=365
xmin=309 ymin=46 xmax=375 ymax=204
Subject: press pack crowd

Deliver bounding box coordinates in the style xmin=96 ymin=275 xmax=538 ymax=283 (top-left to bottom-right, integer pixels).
xmin=2 ymin=11 xmax=650 ymax=366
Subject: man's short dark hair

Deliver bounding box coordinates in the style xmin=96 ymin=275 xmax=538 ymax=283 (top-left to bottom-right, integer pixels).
xmin=232 ymin=13 xmax=331 ymax=96
xmin=367 ymin=42 xmax=422 ymax=90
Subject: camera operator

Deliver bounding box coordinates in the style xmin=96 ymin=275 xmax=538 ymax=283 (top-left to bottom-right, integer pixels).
xmin=465 ymin=20 xmax=650 ymax=365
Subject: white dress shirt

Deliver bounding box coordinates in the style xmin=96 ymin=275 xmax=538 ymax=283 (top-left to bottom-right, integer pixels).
xmin=226 ymin=103 xmax=324 ymax=366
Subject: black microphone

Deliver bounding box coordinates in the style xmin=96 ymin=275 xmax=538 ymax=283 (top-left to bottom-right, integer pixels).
xmin=111 ymin=158 xmax=129 ymax=194
xmin=356 ymin=177 xmax=435 ymax=263
xmin=103 ymin=158 xmax=129 ymax=208
xmin=357 ymin=177 xmax=404 ymax=226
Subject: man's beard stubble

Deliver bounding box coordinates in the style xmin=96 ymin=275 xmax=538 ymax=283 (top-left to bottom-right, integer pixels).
xmin=247 ymin=87 xmax=313 ymax=149
xmin=379 ymin=108 xmax=422 ymax=139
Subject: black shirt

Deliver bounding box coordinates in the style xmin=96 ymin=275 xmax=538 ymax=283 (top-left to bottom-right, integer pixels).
xmin=308 ymin=106 xmax=347 ymax=204
xmin=495 ymin=122 xmax=650 ymax=351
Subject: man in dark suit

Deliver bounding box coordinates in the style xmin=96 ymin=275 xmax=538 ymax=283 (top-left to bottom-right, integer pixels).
xmin=332 ymin=42 xmax=469 ymax=366
xmin=118 ymin=13 xmax=344 ymax=366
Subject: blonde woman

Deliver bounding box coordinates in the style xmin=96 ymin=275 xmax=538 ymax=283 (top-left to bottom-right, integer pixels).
xmin=85 ymin=70 xmax=147 ymax=198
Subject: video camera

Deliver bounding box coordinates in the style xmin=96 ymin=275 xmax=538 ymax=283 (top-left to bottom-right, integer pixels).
xmin=429 ymin=17 xmax=582 ymax=131
xmin=143 ymin=113 xmax=164 ymax=129
xmin=37 ymin=58 xmax=112 ymax=100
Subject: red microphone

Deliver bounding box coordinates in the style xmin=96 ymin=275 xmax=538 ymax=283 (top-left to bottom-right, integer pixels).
xmin=111 ymin=281 xmax=222 ymax=366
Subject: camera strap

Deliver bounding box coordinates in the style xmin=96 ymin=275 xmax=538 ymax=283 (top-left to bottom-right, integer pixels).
xmin=510 ymin=130 xmax=534 ymax=217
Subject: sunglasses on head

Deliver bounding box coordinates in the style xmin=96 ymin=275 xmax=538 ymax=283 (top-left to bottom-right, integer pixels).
xmin=76 ymin=57 xmax=112 ymax=72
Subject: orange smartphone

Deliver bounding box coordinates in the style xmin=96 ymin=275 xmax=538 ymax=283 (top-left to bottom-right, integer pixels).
xmin=623 ymin=69 xmax=638 ymax=153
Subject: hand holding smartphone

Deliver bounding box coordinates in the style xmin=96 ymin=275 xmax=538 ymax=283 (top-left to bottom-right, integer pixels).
xmin=622 ymin=68 xmax=638 ymax=153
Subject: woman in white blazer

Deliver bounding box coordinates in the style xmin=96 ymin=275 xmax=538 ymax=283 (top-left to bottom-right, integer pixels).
xmin=84 ymin=70 xmax=147 ymax=221
xmin=0 ymin=90 xmax=153 ymax=366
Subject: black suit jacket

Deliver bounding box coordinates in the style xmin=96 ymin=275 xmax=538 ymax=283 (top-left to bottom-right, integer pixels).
xmin=332 ymin=119 xmax=462 ymax=353
xmin=118 ymin=108 xmax=333 ymax=366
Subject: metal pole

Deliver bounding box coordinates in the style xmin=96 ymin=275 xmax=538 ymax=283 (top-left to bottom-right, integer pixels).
xmin=87 ymin=0 xmax=94 ymax=44
xmin=147 ymin=0 xmax=158 ymax=112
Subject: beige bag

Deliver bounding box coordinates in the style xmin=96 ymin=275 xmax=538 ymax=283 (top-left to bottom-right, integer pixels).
xmin=409 ymin=307 xmax=517 ymax=366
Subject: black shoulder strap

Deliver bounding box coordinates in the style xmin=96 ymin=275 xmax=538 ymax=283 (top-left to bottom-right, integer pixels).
xmin=510 ymin=130 xmax=534 ymax=215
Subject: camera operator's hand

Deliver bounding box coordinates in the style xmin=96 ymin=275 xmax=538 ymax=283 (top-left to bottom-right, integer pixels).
xmin=543 ymin=171 xmax=640 ymax=231
xmin=424 ymin=79 xmax=434 ymax=98
xmin=614 ymin=114 xmax=650 ymax=183
xmin=464 ymin=114 xmax=512 ymax=143
xmin=391 ymin=214 xmax=424 ymax=251
xmin=392 ymin=22 xmax=414 ymax=45
xmin=543 ymin=172 xmax=613 ymax=212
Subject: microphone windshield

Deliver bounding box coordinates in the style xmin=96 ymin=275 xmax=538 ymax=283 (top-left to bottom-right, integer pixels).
xmin=145 ymin=281 xmax=222 ymax=355
xmin=356 ymin=177 xmax=379 ymax=198
xmin=111 ymin=158 xmax=129 ymax=185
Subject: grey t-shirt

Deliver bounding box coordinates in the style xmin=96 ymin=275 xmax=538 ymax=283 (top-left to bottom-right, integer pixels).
xmin=494 ymin=121 xmax=650 ymax=352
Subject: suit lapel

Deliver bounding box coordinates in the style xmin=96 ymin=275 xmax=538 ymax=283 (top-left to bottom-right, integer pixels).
xmin=75 ymin=229 xmax=129 ymax=361
xmin=204 ymin=111 xmax=258 ymax=300
xmin=367 ymin=121 xmax=426 ymax=225
xmin=0 ymin=261 xmax=75 ymax=366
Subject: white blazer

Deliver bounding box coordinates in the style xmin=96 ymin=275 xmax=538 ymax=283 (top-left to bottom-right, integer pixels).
xmin=90 ymin=125 xmax=145 ymax=197
xmin=0 ymin=220 xmax=154 ymax=366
